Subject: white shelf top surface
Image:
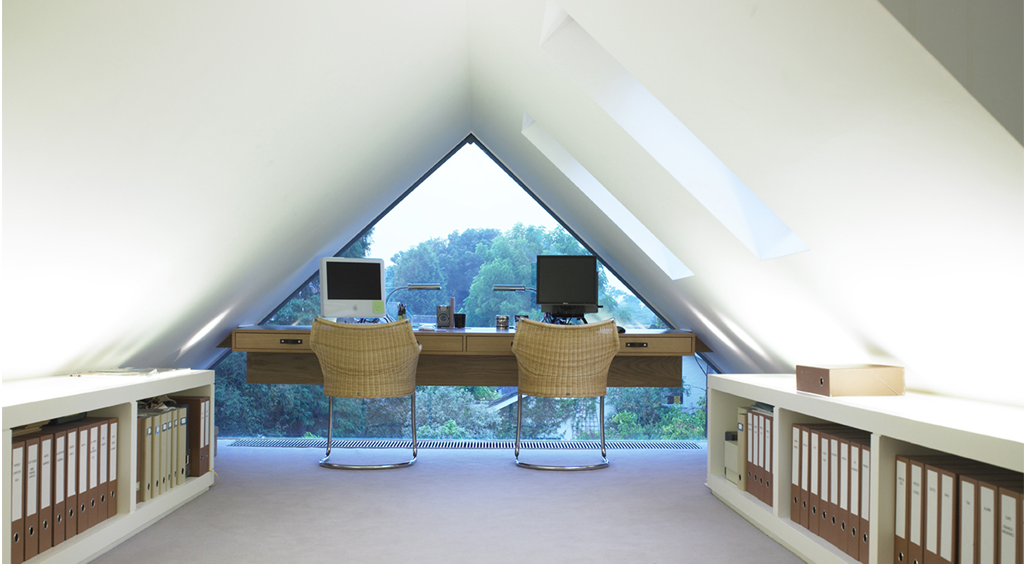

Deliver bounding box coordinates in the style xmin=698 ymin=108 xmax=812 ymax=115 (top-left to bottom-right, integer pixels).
xmin=3 ymin=369 xmax=207 ymax=407
xmin=2 ymin=369 xmax=213 ymax=429
xmin=710 ymin=373 xmax=1024 ymax=445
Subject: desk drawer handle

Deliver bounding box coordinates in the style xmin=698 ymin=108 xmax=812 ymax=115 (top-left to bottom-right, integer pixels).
xmin=625 ymin=342 xmax=648 ymax=348
xmin=280 ymin=339 xmax=303 ymax=345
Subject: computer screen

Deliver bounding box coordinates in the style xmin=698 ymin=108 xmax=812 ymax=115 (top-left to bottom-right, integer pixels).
xmin=535 ymin=255 xmax=599 ymax=315
xmin=319 ymin=257 xmax=386 ymax=319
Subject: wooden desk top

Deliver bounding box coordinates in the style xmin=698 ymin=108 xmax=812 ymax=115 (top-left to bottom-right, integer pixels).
xmin=227 ymin=325 xmax=697 ymax=356
xmin=225 ymin=325 xmax=703 ymax=387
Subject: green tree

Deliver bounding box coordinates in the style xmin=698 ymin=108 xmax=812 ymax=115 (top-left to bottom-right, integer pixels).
xmin=607 ymin=387 xmax=667 ymax=429
xmin=214 ymin=351 xmax=333 ymax=437
xmin=513 ymin=396 xmax=590 ymax=439
xmin=605 ymin=386 xmax=706 ymax=440
xmin=390 ymin=239 xmax=445 ymax=318
xmin=416 ymin=386 xmax=499 ymax=438
xmin=659 ymin=396 xmax=707 ymax=440
xmin=437 ymin=228 xmax=501 ymax=311
xmin=464 ymin=223 xmax=547 ymax=327
xmin=418 ymin=419 xmax=471 ymax=439
xmin=213 ymin=222 xmax=687 ymax=439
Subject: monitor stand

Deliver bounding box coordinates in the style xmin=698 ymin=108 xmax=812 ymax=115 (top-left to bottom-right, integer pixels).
xmin=542 ymin=312 xmax=588 ymax=324
xmin=543 ymin=304 xmax=598 ymax=324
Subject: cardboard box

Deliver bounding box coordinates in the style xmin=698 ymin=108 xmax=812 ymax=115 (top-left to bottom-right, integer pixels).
xmin=795 ymin=365 xmax=905 ymax=397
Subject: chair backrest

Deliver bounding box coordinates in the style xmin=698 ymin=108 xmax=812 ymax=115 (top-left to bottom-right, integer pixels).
xmin=310 ymin=318 xmax=422 ymax=399
xmin=511 ymin=318 xmax=620 ymax=398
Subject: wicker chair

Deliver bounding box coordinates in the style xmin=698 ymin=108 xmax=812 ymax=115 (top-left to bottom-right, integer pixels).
xmin=511 ymin=318 xmax=620 ymax=470
xmin=309 ymin=317 xmax=422 ymax=469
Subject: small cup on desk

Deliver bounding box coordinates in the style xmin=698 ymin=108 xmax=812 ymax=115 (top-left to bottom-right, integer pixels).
xmin=454 ymin=313 xmax=466 ymax=328
xmin=495 ymin=315 xmax=509 ymax=330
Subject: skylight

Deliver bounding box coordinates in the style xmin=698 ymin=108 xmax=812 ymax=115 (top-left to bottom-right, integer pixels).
xmin=522 ymin=114 xmax=694 ymax=280
xmin=540 ymin=2 xmax=809 ymax=260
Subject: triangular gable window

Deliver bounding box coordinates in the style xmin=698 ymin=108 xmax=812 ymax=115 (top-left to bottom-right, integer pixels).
xmin=213 ymin=136 xmax=711 ymax=441
xmin=262 ymin=136 xmax=669 ymax=329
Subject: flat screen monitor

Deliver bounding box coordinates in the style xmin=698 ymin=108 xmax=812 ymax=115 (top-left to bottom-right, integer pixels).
xmin=319 ymin=257 xmax=386 ymax=319
xmin=535 ymin=255 xmax=599 ymax=316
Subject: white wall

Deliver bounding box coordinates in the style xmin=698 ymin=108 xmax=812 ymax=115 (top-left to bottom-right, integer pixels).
xmin=468 ymin=0 xmax=1023 ymax=404
xmin=4 ymin=0 xmax=1021 ymax=408
xmin=2 ymin=0 xmax=471 ymax=378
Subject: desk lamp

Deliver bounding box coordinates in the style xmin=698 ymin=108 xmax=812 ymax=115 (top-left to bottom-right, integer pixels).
xmin=492 ymin=285 xmax=536 ymax=293
xmin=385 ymin=283 xmax=441 ymax=321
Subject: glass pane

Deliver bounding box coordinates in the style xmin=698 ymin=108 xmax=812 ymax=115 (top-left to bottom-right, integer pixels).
xmin=213 ymin=142 xmax=706 ymax=440
xmin=214 ymin=354 xmax=710 ymax=440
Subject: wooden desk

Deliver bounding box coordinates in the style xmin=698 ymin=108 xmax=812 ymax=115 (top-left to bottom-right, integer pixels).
xmin=226 ymin=326 xmax=697 ymax=387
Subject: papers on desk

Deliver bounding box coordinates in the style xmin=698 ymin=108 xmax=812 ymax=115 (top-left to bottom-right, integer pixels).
xmin=417 ymin=323 xmax=437 ymax=331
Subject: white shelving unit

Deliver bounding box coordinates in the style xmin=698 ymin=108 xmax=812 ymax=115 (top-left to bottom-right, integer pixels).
xmin=3 ymin=370 xmax=216 ymax=564
xmin=707 ymin=373 xmax=1024 ymax=564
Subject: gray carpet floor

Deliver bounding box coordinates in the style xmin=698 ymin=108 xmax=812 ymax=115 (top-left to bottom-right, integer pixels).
xmin=94 ymin=444 xmax=802 ymax=563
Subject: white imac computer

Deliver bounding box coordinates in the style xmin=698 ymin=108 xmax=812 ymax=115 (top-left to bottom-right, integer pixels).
xmin=319 ymin=257 xmax=387 ymax=320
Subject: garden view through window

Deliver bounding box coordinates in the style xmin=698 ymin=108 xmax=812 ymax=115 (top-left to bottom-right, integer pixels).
xmin=213 ymin=141 xmax=711 ymax=441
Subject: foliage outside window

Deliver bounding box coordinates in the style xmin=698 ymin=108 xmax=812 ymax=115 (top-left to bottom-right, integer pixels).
xmin=214 ymin=225 xmax=709 ymax=441
xmin=213 ymin=145 xmax=708 ymax=441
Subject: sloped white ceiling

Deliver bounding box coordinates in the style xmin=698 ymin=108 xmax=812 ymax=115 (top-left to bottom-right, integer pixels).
xmin=3 ymin=0 xmax=471 ymax=376
xmin=4 ymin=0 xmax=1022 ymax=406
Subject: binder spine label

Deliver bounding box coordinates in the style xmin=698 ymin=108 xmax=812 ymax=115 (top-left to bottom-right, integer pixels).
xmin=896 ymin=460 xmax=907 ymax=539
xmin=811 ymin=433 xmax=819 ymax=496
xmin=100 ymin=424 xmax=108 ymax=486
xmin=980 ymin=487 xmax=994 ymax=564
xmin=755 ymin=415 xmax=761 ymax=470
xmin=927 ymin=469 xmax=938 ymax=553
xmin=961 ymin=481 xmax=975 ymax=564
xmin=202 ymin=401 xmax=209 ymax=448
xmin=78 ymin=430 xmax=88 ymax=498
xmin=941 ymin=474 xmax=954 ymax=559
xmin=110 ymin=422 xmax=118 ymax=481
xmin=89 ymin=427 xmax=99 ymax=490
xmin=1001 ymin=494 xmax=1017 ymax=564
xmin=802 ymin=430 xmax=810 ymax=492
xmin=55 ymin=438 xmax=65 ymax=504
xmin=861 ymin=450 xmax=870 ymax=521
xmin=78 ymin=429 xmax=88 ymax=497
xmin=841 ymin=443 xmax=849 ymax=511
xmin=830 ymin=439 xmax=839 ymax=506
xmin=749 ymin=413 xmax=757 ymax=470
xmin=27 ymin=443 xmax=38 ymax=516
xmin=911 ymin=464 xmax=923 ymax=545
xmin=12 ymin=446 xmax=24 ymax=521
xmin=821 ymin=438 xmax=830 ymax=505
xmin=850 ymin=447 xmax=859 ymax=517
xmin=41 ymin=439 xmax=52 ymax=510
xmin=67 ymin=431 xmax=77 ymax=496
xmin=792 ymin=427 xmax=799 ymax=487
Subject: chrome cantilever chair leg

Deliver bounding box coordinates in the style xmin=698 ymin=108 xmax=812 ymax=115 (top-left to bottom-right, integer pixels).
xmin=514 ymin=392 xmax=609 ymax=471
xmin=319 ymin=394 xmax=418 ymax=470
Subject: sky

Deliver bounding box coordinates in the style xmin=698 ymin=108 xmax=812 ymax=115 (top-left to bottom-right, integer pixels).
xmin=368 ymin=143 xmax=560 ymax=268
xmin=366 ymin=143 xmax=632 ymax=293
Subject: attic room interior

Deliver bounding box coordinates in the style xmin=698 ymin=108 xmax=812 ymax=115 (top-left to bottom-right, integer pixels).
xmin=3 ymin=1 xmax=1022 ymax=564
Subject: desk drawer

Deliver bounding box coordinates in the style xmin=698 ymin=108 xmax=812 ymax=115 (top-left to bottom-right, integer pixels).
xmin=618 ymin=335 xmax=692 ymax=355
xmin=234 ymin=331 xmax=312 ymax=352
xmin=466 ymin=335 xmax=514 ymax=354
xmin=416 ymin=334 xmax=464 ymax=352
